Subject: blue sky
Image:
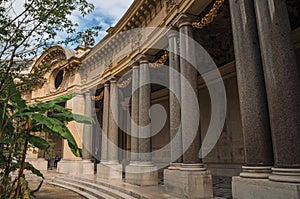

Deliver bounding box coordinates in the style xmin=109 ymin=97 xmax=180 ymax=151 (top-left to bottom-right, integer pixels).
xmin=9 ymin=0 xmax=133 ymax=50
xmin=63 ymin=0 xmax=134 ymax=47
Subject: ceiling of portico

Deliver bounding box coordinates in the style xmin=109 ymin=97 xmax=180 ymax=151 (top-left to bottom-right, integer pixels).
xmin=193 ymin=0 xmax=234 ymax=67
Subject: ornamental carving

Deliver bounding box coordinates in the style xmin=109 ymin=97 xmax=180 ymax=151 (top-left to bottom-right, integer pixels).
xmin=166 ymin=0 xmax=177 ymax=12
xmin=131 ymin=29 xmax=142 ymax=51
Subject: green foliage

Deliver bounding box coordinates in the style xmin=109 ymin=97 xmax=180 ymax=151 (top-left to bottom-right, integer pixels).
xmin=26 ymin=135 xmax=49 ymax=151
xmin=0 ymin=0 xmax=99 ymax=197
xmin=0 ymin=78 xmax=93 ymax=198
xmin=0 ymin=0 xmax=101 ymax=94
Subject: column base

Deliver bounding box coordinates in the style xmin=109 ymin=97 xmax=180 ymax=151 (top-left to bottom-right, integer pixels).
xmin=97 ymin=162 xmax=122 ymax=180
xmin=125 ymin=163 xmax=158 ymax=186
xmin=57 ymin=159 xmax=94 ymax=175
xmin=240 ymin=166 xmax=272 ymax=179
xmin=164 ymin=167 xmax=213 ymax=199
xmin=168 ymin=163 xmax=182 ymax=170
xmin=232 ymin=176 xmax=300 ymax=199
xmin=180 ymin=163 xmax=206 ymax=171
xmin=269 ymin=168 xmax=300 ymax=183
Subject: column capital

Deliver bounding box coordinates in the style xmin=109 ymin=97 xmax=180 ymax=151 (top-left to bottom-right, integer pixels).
xmin=132 ymin=65 xmax=140 ymax=70
xmin=139 ymin=54 xmax=151 ymax=64
xmin=173 ymin=13 xmax=197 ymax=28
xmin=110 ymin=79 xmax=117 ymax=84
xmin=73 ymin=90 xmax=85 ymax=96
xmin=130 ymin=61 xmax=140 ymax=69
xmin=167 ymin=27 xmax=179 ymax=38
xmin=84 ymin=92 xmax=92 ymax=97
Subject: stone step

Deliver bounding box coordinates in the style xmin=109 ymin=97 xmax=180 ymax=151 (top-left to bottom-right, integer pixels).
xmin=49 ymin=182 xmax=98 ymax=199
xmin=58 ymin=175 xmax=181 ymax=199
xmin=50 ymin=179 xmax=115 ymax=199
xmin=55 ymin=176 xmax=136 ymax=199
xmin=58 ymin=175 xmax=141 ymax=198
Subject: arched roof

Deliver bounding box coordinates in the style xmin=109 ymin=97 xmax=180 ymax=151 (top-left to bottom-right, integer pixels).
xmin=32 ymin=46 xmax=75 ymax=70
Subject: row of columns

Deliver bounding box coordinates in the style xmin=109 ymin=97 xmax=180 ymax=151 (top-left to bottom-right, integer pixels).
xmin=94 ymin=15 xmax=204 ymax=179
xmin=229 ymin=0 xmax=300 ymax=182
xmin=92 ymin=0 xmax=299 ymax=186
xmin=98 ymin=56 xmax=155 ymax=177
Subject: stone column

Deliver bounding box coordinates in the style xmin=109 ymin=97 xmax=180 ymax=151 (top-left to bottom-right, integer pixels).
xmin=178 ymin=15 xmax=203 ymax=170
xmin=82 ymin=90 xmax=95 ymax=174
xmin=168 ymin=30 xmax=183 ymax=169
xmin=101 ymin=83 xmax=110 ymax=163
xmin=229 ymin=0 xmax=274 ymax=178
xmin=254 ymin=0 xmax=300 ymax=183
xmin=138 ymin=57 xmax=152 ymax=164
xmin=130 ymin=64 xmax=139 ymax=164
xmin=82 ymin=91 xmax=93 ymax=160
xmin=97 ymin=82 xmax=121 ymax=180
xmin=126 ymin=105 xmax=131 ymax=163
xmin=108 ymin=79 xmax=119 ymax=163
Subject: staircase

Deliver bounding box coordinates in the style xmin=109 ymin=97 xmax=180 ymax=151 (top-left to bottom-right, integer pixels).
xmin=46 ymin=174 xmax=179 ymax=199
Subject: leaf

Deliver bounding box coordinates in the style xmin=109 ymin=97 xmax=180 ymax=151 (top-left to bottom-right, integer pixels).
xmin=26 ymin=135 xmax=49 ymax=151
xmin=0 ymin=152 xmax=7 ymax=165
xmin=20 ymin=102 xmax=70 ymax=115
xmin=49 ymin=94 xmax=75 ymax=104
xmin=30 ymin=114 xmax=81 ymax=157
xmin=24 ymin=162 xmax=44 ymax=179
xmin=49 ymin=113 xmax=94 ymax=124
xmin=0 ymin=138 xmax=14 ymax=144
xmin=19 ymin=177 xmax=31 ymax=199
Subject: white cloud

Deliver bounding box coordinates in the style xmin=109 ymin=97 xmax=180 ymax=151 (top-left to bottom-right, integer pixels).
xmin=7 ymin=0 xmax=134 ymax=48
xmin=62 ymin=0 xmax=134 ymax=47
xmin=88 ymin=0 xmax=134 ymax=24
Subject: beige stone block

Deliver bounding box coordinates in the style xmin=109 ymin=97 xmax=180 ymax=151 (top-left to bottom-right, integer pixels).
xmin=26 ymin=158 xmax=48 ymax=172
xmin=97 ymin=163 xmax=122 ymax=180
xmin=57 ymin=160 xmax=94 ymax=175
xmin=232 ymin=176 xmax=300 ymax=199
xmin=125 ymin=164 xmax=158 ymax=186
xmin=164 ymin=169 xmax=213 ymax=199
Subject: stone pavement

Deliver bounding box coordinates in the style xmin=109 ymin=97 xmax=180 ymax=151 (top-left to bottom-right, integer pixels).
xmin=213 ymin=176 xmax=232 ymax=199
xmin=30 ymin=183 xmax=85 ymax=199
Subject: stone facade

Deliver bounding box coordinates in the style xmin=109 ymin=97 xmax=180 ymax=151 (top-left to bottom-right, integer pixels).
xmin=25 ymin=0 xmax=300 ymax=198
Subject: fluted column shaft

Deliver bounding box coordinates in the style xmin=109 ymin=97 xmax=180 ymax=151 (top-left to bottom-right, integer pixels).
xmin=138 ymin=58 xmax=152 ymax=163
xmin=254 ymin=0 xmax=300 ymax=182
xmin=101 ymin=83 xmax=110 ymax=163
xmin=178 ymin=16 xmax=202 ymax=166
xmin=130 ymin=64 xmax=140 ymax=163
xmin=229 ymin=0 xmax=274 ymax=178
xmin=108 ymin=80 xmax=119 ymax=163
xmin=168 ymin=30 xmax=183 ymax=165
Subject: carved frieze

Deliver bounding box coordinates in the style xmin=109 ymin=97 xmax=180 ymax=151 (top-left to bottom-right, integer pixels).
xmin=130 ymin=29 xmax=142 ymax=51
xmin=166 ymin=0 xmax=177 ymax=12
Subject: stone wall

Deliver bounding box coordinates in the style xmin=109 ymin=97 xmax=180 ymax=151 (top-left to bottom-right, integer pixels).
xmin=200 ymin=75 xmax=244 ymax=175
